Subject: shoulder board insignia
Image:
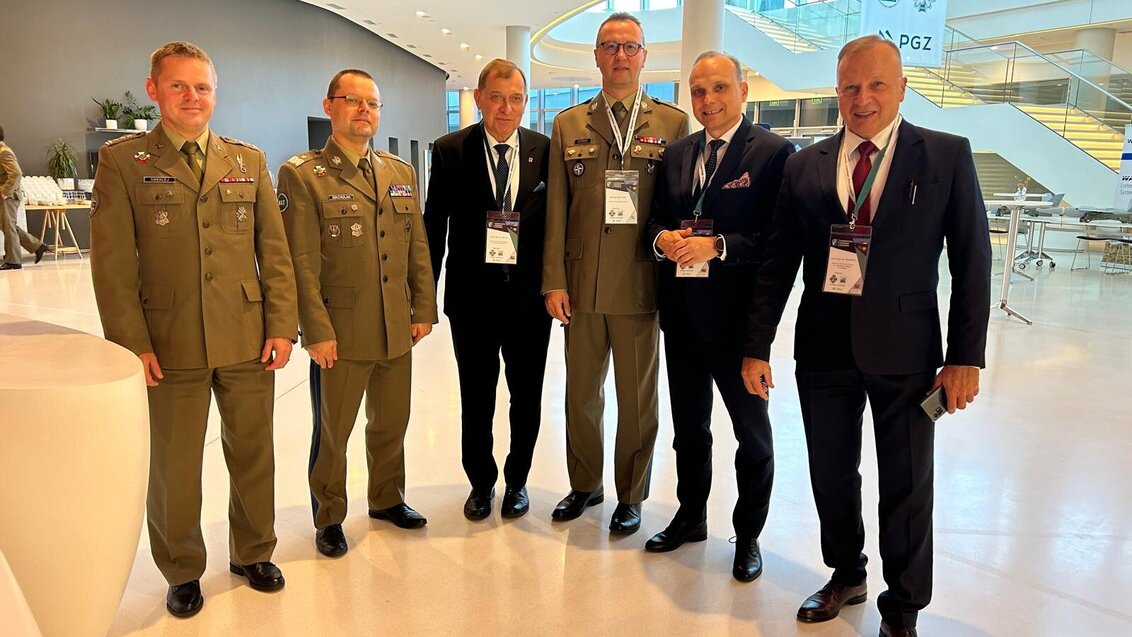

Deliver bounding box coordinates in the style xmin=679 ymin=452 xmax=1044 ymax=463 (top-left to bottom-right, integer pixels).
xmin=377 ymin=150 xmax=411 ymax=167
xmin=287 ymin=151 xmax=321 ymax=167
xmin=650 ymin=96 xmax=682 ymax=111
xmin=219 ymin=136 xmax=260 ymax=152
xmin=103 ymin=132 xmax=145 ymax=147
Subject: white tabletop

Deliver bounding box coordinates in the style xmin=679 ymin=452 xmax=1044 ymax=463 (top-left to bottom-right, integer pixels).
xmin=0 ymin=314 xmax=140 ymax=390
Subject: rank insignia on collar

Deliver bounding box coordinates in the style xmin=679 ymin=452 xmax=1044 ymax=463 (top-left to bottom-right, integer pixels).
xmin=573 ymin=161 xmax=585 ymax=177
xmin=155 ymin=143 xmax=166 ymax=150
xmin=635 ymin=136 xmax=666 ymax=145
xmin=389 ymin=184 xmax=414 ymax=197
xmin=331 ymin=155 xmax=342 ymax=166
xmin=134 ymin=151 xmax=151 ymax=164
xmin=314 ymin=165 xmax=327 ymax=177
xmin=155 ymin=210 xmax=170 ymax=226
xmin=351 ymin=222 xmax=362 ymax=237
xmin=328 ymin=224 xmax=341 ymax=238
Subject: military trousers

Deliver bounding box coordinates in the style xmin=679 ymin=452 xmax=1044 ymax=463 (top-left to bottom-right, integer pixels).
xmin=146 ymin=358 xmax=278 ymax=586
xmin=563 ymin=311 xmax=659 ymax=504
xmin=2 ymin=195 xmax=42 ymax=264
xmin=308 ymin=352 xmax=412 ymax=529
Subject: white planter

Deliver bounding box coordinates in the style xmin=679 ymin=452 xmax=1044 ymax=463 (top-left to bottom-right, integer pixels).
xmin=103 ymin=119 xmax=118 ymax=129
xmin=132 ymin=119 xmax=148 ymax=131
xmin=55 ymin=178 xmax=75 ymax=190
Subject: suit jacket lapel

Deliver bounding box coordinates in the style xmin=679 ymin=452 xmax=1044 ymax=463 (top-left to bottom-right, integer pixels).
xmin=680 ymin=136 xmax=697 ymax=213
xmin=514 ymin=128 xmax=539 ymax=211
xmin=468 ymin=125 xmax=499 ymax=210
xmin=702 ymin=118 xmax=752 ymax=215
xmin=149 ymin=124 xmax=200 ymax=193
xmin=325 ymin=138 xmax=377 ymax=203
xmin=871 ymin=120 xmax=923 ymax=227
xmin=818 ymin=130 xmax=846 ymax=220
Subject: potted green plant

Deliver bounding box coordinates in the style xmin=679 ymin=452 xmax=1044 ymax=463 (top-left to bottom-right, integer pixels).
xmin=132 ymin=104 xmax=159 ymax=131
xmin=46 ymin=139 xmax=78 ymax=190
xmin=92 ymin=97 xmax=122 ymax=129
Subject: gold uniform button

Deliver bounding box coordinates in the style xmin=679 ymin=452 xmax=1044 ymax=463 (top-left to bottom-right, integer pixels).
xmin=204 ymin=247 xmax=213 ymax=256
xmin=205 ymin=272 xmax=214 ymax=281
xmin=202 ymin=220 xmax=211 ymax=228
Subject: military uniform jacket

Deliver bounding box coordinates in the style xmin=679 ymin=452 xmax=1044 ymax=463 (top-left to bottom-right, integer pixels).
xmin=90 ymin=123 xmax=298 ymax=370
xmin=0 ymin=142 xmax=23 ymax=200
xmin=542 ymin=92 xmax=688 ymax=314
xmin=277 ymin=137 xmax=437 ymax=361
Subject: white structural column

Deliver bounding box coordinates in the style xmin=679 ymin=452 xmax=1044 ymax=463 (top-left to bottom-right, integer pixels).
xmin=506 ymin=25 xmax=533 ymax=127
xmin=459 ymin=88 xmax=477 ymax=129
xmin=1075 ymin=27 xmax=1116 ymax=60
xmin=1073 ymin=28 xmax=1117 ymax=113
xmin=679 ymin=0 xmax=726 ymax=132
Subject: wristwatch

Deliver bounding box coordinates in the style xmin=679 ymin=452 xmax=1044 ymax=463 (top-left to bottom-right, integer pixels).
xmin=714 ymin=234 xmax=725 ymax=257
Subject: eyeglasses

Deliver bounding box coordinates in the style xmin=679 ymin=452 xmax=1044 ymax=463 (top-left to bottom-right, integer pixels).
xmin=597 ymin=41 xmax=643 ymax=57
xmin=487 ymin=94 xmax=527 ymax=107
xmin=329 ymin=94 xmax=383 ymax=110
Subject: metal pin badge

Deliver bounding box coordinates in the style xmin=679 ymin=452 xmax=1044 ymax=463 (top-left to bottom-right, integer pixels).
xmin=236 ymin=206 xmax=248 ymax=223
xmin=351 ymin=222 xmax=362 ymax=237
xmin=155 ymin=210 xmax=170 ymax=226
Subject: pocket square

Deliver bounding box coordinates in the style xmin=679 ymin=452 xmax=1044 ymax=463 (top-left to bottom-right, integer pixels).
xmin=721 ymin=172 xmax=750 ymax=190
xmin=533 ymin=181 xmax=546 ymax=193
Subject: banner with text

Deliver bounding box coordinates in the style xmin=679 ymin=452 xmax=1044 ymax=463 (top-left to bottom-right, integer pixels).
xmin=1117 ymin=124 xmax=1132 ymax=210
xmin=860 ymin=0 xmax=948 ymax=69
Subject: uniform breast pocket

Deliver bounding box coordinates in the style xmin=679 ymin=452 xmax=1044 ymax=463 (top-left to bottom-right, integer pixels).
xmin=630 ymin=142 xmax=664 ymax=179
xmin=320 ymin=201 xmax=367 ymax=247
xmin=388 ymin=199 xmax=416 ymax=242
xmin=564 ymin=144 xmax=602 ymax=191
xmin=219 ymin=184 xmax=257 ymax=233
xmin=134 ymin=183 xmax=189 ymax=237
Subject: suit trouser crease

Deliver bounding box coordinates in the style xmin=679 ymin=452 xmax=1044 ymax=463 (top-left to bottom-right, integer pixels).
xmin=450 ymin=308 xmax=551 ymax=492
xmin=309 ymin=353 xmax=412 ymax=529
xmin=147 ymin=359 xmax=277 ymax=585
xmin=796 ymin=368 xmax=935 ymax=628
xmin=663 ymin=329 xmax=774 ymax=535
xmin=564 ymin=311 xmax=659 ymax=503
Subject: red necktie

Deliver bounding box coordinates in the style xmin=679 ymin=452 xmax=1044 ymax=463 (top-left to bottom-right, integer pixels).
xmin=849 ymin=140 xmax=877 ymax=225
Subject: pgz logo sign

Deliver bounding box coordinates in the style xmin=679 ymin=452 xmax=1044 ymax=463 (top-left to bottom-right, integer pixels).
xmin=879 ymin=29 xmax=933 ymax=51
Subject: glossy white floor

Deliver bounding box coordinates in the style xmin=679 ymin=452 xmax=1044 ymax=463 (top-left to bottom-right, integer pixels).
xmin=1 ymin=251 xmax=1130 ymax=637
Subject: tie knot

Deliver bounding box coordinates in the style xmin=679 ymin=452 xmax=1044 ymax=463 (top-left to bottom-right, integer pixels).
xmin=358 ymin=158 xmax=371 ymax=172
xmin=180 ymin=141 xmax=198 ymax=157
xmin=494 ymin=144 xmax=510 ymax=158
xmin=856 ymin=140 xmax=877 ymax=157
xmin=708 ymin=139 xmax=725 ymax=152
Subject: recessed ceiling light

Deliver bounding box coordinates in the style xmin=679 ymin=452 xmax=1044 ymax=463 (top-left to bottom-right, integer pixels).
xmin=474 ymin=54 xmax=483 ymax=61
xmin=325 ymin=2 xmax=346 ymax=9
xmin=386 ymin=33 xmax=399 ymax=38
xmin=460 ymin=43 xmax=470 ymax=50
xmin=441 ymin=28 xmax=453 ymax=35
xmin=407 ymin=44 xmax=417 ymax=49
xmin=363 ymin=19 xmax=377 ymax=25
xmin=415 ymin=10 xmax=429 ymax=18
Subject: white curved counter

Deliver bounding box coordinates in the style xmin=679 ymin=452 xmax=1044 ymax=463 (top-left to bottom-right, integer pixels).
xmin=0 ymin=314 xmax=149 ymax=637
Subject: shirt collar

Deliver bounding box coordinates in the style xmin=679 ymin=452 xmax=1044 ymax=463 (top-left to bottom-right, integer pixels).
xmin=484 ymin=125 xmax=519 ymax=151
xmin=844 ymin=114 xmax=902 ymax=155
xmin=163 ymin=127 xmax=210 ymax=158
xmin=602 ymin=91 xmax=638 ymax=113
xmin=706 ymin=117 xmax=743 ymax=147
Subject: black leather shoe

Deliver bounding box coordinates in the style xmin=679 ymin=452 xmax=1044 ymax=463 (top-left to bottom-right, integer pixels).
xmin=315 ymin=524 xmax=348 ymax=557
xmin=34 ymin=244 xmax=49 ymax=264
xmin=369 ymin=502 xmax=428 ymax=529
xmin=166 ymin=580 xmax=203 ymax=618
xmin=732 ymin=535 xmax=763 ymax=582
xmin=0 ymin=263 xmax=22 ymax=270
xmin=644 ymin=517 xmax=707 ymax=552
xmin=609 ymin=502 xmax=642 ymax=534
xmin=463 ymin=487 xmax=494 ymax=521
xmin=228 ymin=561 xmax=285 ymax=592
xmin=501 ymin=485 xmax=529 ymax=518
xmin=797 ymin=579 xmax=868 ymax=623
xmin=551 ymin=488 xmax=604 ymax=521
xmin=880 ymin=621 xmax=918 ymax=637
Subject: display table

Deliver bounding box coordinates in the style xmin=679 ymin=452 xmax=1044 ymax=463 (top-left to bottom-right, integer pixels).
xmin=0 ymin=315 xmax=148 ymax=637
xmin=25 ymin=203 xmax=90 ymax=259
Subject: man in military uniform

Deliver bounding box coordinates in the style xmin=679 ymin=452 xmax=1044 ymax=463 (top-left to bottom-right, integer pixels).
xmin=278 ymin=69 xmax=437 ymax=558
xmin=90 ymin=42 xmax=298 ymax=618
xmin=0 ymin=126 xmax=49 ymax=269
xmin=542 ymin=12 xmax=688 ymax=533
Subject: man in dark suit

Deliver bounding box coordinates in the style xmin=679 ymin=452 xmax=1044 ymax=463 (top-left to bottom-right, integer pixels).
xmin=424 ymin=59 xmax=551 ymax=520
xmin=742 ymin=36 xmax=991 ymax=637
xmin=643 ymin=51 xmax=793 ymax=582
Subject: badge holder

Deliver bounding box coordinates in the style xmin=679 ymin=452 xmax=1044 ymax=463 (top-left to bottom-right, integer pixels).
xmin=485 ymin=210 xmax=520 ymax=264
xmin=605 ymin=170 xmax=639 ymax=224
xmin=823 ymin=140 xmax=888 ymax=296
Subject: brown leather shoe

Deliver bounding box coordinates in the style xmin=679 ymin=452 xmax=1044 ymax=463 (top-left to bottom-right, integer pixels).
xmin=796 ymin=579 xmax=868 ymax=623
xmin=880 ymin=621 xmax=918 ymax=637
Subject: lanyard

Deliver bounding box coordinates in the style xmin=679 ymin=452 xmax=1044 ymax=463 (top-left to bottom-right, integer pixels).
xmin=604 ymin=86 xmax=643 ymax=171
xmin=692 ymin=132 xmax=725 ymax=218
xmin=844 ymin=117 xmax=899 ymax=228
xmin=482 ymin=126 xmax=518 ymax=211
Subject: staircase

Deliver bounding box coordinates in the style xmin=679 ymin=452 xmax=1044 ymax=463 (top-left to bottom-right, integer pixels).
xmin=1013 ymin=104 xmax=1123 ymax=170
xmin=904 ymin=67 xmax=981 ymax=108
xmin=973 ymin=152 xmax=1050 ymax=198
xmin=726 ymin=7 xmax=820 ymax=53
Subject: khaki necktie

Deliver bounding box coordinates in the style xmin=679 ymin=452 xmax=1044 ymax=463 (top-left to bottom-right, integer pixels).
xmin=180 ymin=141 xmax=203 ymax=186
xmin=358 ymin=157 xmax=377 ymax=194
xmin=612 ymin=101 xmax=629 ymax=136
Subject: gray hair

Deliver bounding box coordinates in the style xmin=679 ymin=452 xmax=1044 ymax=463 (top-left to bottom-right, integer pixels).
xmin=693 ymin=51 xmax=744 ymax=83
xmin=595 ymin=12 xmax=645 ymax=47
xmin=837 ymin=35 xmax=902 ymax=68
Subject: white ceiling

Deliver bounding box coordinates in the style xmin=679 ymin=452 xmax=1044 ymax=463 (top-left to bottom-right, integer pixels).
xmin=297 ymin=0 xmax=609 ymax=90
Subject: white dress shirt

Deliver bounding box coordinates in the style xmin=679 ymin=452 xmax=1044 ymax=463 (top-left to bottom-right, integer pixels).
xmin=836 ymin=114 xmax=902 ymax=220
xmin=484 ymin=126 xmax=520 ymax=210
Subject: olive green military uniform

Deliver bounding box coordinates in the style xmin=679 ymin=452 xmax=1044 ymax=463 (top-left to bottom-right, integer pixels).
xmin=0 ymin=141 xmax=44 ymax=264
xmin=542 ymin=93 xmax=688 ymax=503
xmin=90 ymin=123 xmax=298 ymax=586
xmin=277 ymin=137 xmax=437 ymax=530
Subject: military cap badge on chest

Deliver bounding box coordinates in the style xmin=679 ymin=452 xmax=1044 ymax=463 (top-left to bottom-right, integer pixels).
xmin=573 ymin=161 xmax=585 ymax=177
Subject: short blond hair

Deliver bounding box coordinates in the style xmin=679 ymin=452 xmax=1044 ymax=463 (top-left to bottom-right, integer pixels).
xmin=150 ymin=41 xmax=214 ymax=80
xmin=477 ymin=59 xmax=527 ymax=91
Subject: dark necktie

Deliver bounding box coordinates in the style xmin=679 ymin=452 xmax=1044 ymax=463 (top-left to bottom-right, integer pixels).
xmin=612 ymin=101 xmax=628 ymax=136
xmin=692 ymin=139 xmax=726 ymax=202
xmin=358 ymin=157 xmax=375 ymax=193
xmin=180 ymin=141 xmax=203 ymax=186
xmin=850 ymin=140 xmax=877 ymax=225
xmin=493 ymin=143 xmax=512 ymax=211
